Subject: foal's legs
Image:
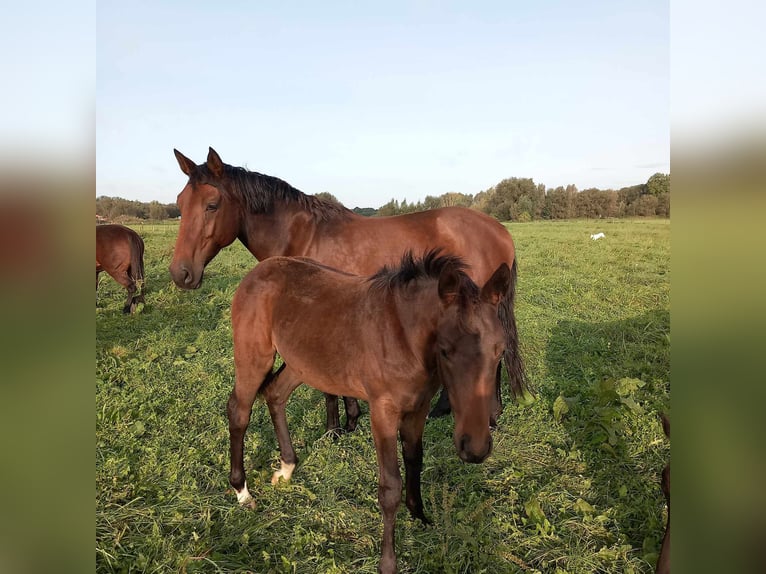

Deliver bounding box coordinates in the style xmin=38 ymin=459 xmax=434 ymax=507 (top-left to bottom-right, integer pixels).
xmin=400 ymin=409 xmax=430 ymax=525
xmin=261 ymin=365 xmax=304 ymax=485
xmin=227 ymin=348 xmax=275 ymax=508
xmin=369 ymin=403 xmax=403 ymax=574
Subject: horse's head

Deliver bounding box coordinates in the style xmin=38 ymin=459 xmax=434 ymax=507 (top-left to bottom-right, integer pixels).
xmin=435 ymin=262 xmax=510 ymax=463
xmin=169 ymin=148 xmax=241 ymax=289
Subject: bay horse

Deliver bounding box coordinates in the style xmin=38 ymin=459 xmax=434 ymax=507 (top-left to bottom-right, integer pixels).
xmin=169 ymin=147 xmax=529 ymax=429
xmin=229 ymin=250 xmax=510 ymax=574
xmin=96 ymin=224 xmax=145 ymax=314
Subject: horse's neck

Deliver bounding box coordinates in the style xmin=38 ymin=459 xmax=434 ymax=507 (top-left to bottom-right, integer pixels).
xmin=240 ymin=204 xmax=322 ymax=260
xmin=385 ymin=285 xmax=441 ymax=366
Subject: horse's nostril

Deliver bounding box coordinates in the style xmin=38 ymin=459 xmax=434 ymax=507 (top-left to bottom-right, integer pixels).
xmin=181 ymin=266 xmax=193 ymax=285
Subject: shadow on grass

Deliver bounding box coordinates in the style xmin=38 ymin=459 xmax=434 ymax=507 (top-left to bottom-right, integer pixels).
xmin=544 ymin=309 xmax=670 ymax=554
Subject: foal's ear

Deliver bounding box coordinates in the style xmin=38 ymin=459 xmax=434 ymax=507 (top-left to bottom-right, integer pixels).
xmin=481 ymin=263 xmax=511 ymax=306
xmin=438 ymin=265 xmax=462 ymax=307
xmin=207 ymin=147 xmax=225 ymax=178
xmin=174 ymin=149 xmax=197 ymax=176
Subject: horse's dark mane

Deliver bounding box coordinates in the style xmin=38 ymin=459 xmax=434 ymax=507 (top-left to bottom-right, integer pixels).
xmin=369 ymin=249 xmax=479 ymax=300
xmin=197 ymin=163 xmax=353 ymax=221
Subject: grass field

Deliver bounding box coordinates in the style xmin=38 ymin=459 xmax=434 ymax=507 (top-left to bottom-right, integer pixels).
xmin=96 ymin=218 xmax=670 ymax=574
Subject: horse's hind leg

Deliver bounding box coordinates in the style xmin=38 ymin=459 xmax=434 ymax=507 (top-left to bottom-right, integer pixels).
xmin=262 ymin=366 xmax=304 ymax=485
xmin=123 ymin=281 xmax=137 ymax=314
xmin=227 ymin=349 xmax=275 ymax=508
xmin=111 ymin=268 xmax=137 ymax=314
xmin=343 ymin=396 xmax=361 ymax=432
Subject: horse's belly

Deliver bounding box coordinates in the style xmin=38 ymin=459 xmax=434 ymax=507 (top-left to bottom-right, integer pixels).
xmin=280 ymin=354 xmax=369 ymax=401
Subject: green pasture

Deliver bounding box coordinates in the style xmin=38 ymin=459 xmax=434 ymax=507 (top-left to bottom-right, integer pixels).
xmin=96 ymin=218 xmax=670 ymax=573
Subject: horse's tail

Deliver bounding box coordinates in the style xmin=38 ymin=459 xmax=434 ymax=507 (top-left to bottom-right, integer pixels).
xmin=131 ymin=233 xmax=146 ymax=301
xmin=499 ymin=258 xmax=533 ymax=400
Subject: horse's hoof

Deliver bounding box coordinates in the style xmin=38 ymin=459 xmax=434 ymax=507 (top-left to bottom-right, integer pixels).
xmin=271 ymin=461 xmax=296 ymax=485
xmin=235 ymin=484 xmax=255 ymax=508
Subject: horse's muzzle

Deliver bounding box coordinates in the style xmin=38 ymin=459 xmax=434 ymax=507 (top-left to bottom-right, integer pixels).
xmin=169 ymin=263 xmax=201 ymax=289
xmin=458 ymin=433 xmax=492 ymax=464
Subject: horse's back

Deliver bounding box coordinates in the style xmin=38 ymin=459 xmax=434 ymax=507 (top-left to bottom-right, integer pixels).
xmin=234 ymin=257 xmax=363 ymax=320
xmin=341 ymin=207 xmax=515 ymax=282
xmin=233 ymin=257 xmax=370 ymax=397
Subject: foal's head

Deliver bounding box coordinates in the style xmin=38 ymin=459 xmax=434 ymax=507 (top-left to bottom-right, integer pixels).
xmin=434 ymin=261 xmax=510 ymax=463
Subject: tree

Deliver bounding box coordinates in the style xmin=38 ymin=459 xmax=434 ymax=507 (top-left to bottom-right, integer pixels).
xmin=646 ymin=172 xmax=670 ymax=196
xmin=148 ymin=200 xmax=166 ymax=220
xmin=634 ymin=193 xmax=659 ymax=216
xmin=377 ymin=198 xmax=400 ymax=216
xmin=544 ymin=186 xmax=575 ymax=219
xmin=315 ymin=191 xmax=341 ymax=204
xmin=439 ymin=192 xmax=473 ymax=208
xmin=422 ymin=195 xmax=441 ymax=210
xmin=483 ymin=177 xmax=538 ymax=221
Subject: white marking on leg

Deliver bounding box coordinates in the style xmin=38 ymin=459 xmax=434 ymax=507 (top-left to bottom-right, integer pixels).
xmin=235 ymin=481 xmax=255 ymax=508
xmin=271 ymin=460 xmax=296 ymax=485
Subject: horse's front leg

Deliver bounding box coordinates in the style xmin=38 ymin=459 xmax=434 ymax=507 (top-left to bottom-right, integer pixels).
xmin=370 ymin=403 xmax=403 ymax=574
xmin=400 ymin=409 xmax=430 ymax=525
xmin=227 ymin=350 xmax=275 ymax=508
xmin=262 ymin=365 xmax=304 ymax=485
xmin=324 ymin=393 xmax=341 ymax=432
xmin=428 ymin=387 xmax=451 ymax=418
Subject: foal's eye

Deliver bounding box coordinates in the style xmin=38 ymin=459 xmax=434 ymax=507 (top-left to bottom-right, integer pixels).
xmin=206 ymin=203 xmax=219 ymax=212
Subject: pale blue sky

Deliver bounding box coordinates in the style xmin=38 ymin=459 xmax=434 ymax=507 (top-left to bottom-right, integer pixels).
xmin=97 ymin=1 xmax=669 ymax=208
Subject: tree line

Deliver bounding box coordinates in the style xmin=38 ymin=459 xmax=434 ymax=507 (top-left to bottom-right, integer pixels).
xmin=97 ymin=172 xmax=668 ymax=222
xmin=96 ymin=196 xmax=180 ymax=222
xmin=373 ymin=172 xmax=669 ymax=220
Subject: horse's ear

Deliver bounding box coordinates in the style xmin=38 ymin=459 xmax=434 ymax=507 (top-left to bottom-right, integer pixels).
xmin=438 ymin=265 xmax=461 ymax=307
xmin=207 ymin=147 xmax=225 ymax=178
xmin=174 ymin=149 xmax=197 ymax=176
xmin=481 ymin=263 xmax=511 ymax=306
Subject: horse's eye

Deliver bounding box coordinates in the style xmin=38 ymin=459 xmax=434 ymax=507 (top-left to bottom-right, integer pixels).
xmin=440 ymin=348 xmax=449 ymax=358
xmin=206 ymin=203 xmax=219 ymax=212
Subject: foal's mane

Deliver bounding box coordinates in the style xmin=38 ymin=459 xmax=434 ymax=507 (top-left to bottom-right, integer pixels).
xmin=369 ymin=249 xmax=479 ymax=300
xmin=198 ymin=163 xmax=353 ymax=222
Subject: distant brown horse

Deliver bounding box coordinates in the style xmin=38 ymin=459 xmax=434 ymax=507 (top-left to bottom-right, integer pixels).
xmin=657 ymin=414 xmax=670 ymax=574
xmin=169 ymin=147 xmax=529 ymax=429
xmin=229 ymin=250 xmax=510 ymax=574
xmin=96 ymin=224 xmax=145 ymax=314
